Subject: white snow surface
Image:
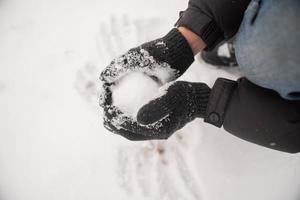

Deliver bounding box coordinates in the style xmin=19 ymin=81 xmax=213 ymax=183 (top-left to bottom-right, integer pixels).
xmin=0 ymin=0 xmax=300 ymax=200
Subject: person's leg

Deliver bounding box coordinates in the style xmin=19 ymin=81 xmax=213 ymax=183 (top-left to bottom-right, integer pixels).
xmin=234 ymin=0 xmax=300 ymax=100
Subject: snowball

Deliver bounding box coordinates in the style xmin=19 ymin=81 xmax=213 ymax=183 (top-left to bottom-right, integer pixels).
xmin=112 ymin=72 xmax=160 ymax=118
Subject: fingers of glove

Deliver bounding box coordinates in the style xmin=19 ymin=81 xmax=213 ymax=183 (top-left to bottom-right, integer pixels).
xmin=99 ymin=83 xmax=113 ymax=108
xmin=103 ymin=105 xmax=174 ymax=139
xmin=103 ymin=120 xmax=154 ymax=141
xmin=100 ymin=49 xmax=150 ymax=83
xmin=137 ymin=82 xmax=188 ymax=125
xmin=103 ymin=106 xmax=149 ymax=140
xmin=100 ymin=54 xmax=129 ymax=83
xmin=137 ymin=94 xmax=175 ymax=125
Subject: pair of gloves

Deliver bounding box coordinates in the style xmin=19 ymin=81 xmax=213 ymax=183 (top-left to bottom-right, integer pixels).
xmin=100 ymin=29 xmax=211 ymax=140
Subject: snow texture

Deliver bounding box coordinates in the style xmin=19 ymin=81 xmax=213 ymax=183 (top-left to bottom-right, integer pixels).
xmin=100 ymin=48 xmax=177 ymax=85
xmin=112 ymin=72 xmax=160 ymax=118
xmin=0 ymin=0 xmax=300 ymax=200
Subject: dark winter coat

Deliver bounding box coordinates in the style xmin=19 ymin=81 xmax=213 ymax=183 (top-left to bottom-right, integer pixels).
xmin=177 ymin=0 xmax=300 ymax=153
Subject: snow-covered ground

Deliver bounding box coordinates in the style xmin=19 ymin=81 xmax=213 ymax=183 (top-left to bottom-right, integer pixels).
xmin=0 ymin=0 xmax=299 ymax=200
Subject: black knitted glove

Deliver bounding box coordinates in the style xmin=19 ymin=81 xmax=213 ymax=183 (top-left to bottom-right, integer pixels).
xmin=102 ymin=81 xmax=211 ymax=140
xmin=137 ymin=81 xmax=211 ymax=126
xmin=137 ymin=81 xmax=211 ymax=125
xmin=100 ymin=28 xmax=194 ymax=86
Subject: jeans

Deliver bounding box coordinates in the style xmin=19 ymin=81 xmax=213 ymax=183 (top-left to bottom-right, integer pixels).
xmin=234 ymin=0 xmax=300 ymax=100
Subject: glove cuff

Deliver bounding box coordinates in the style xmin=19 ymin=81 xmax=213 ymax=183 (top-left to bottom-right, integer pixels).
xmin=191 ymin=83 xmax=211 ymax=118
xmin=162 ymin=28 xmax=195 ymax=75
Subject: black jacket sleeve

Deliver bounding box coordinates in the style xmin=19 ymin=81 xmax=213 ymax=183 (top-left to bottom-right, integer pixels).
xmin=204 ymin=78 xmax=300 ymax=153
xmin=176 ymin=0 xmax=251 ymax=50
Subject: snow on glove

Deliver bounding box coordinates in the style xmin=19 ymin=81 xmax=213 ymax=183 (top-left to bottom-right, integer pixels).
xmin=99 ymin=28 xmax=194 ymax=87
xmin=102 ymin=81 xmax=211 ymax=141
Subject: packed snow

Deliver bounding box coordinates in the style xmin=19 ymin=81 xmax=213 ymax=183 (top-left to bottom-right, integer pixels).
xmin=112 ymin=72 xmax=160 ymax=118
xmin=0 ymin=0 xmax=300 ymax=200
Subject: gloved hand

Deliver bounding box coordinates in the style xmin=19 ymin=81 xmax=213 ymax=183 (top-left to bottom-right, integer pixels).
xmin=137 ymin=81 xmax=211 ymax=125
xmin=100 ymin=28 xmax=194 ymax=86
xmin=102 ymin=81 xmax=211 ymax=140
xmin=100 ymin=29 xmax=198 ymax=140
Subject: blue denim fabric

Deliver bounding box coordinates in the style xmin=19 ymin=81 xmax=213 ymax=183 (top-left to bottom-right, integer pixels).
xmin=234 ymin=0 xmax=300 ymax=100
